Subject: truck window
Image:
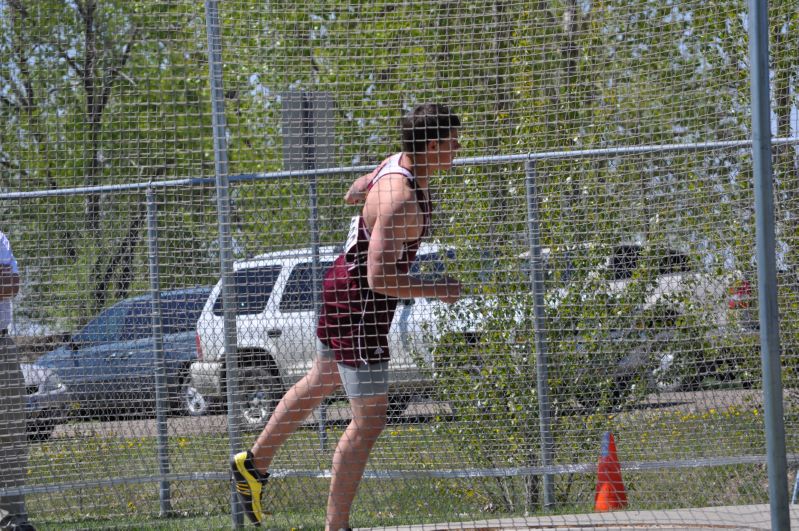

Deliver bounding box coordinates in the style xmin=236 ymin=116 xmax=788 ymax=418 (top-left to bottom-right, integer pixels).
xmin=658 ymin=250 xmax=691 ymax=274
xmin=279 ymin=261 xmax=332 ymax=312
xmin=213 ymin=266 xmax=283 ymax=316
xmin=410 ymin=250 xmax=456 ymax=282
xmin=610 ymin=245 xmax=642 ymax=280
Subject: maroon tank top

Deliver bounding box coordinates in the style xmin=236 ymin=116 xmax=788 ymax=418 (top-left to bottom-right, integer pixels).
xmin=316 ymin=153 xmax=431 ymax=367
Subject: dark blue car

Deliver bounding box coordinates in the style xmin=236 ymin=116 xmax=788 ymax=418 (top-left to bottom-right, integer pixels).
xmin=35 ymin=287 xmax=212 ymax=419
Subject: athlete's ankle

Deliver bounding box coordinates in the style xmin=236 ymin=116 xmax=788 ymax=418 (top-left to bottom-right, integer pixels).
xmin=250 ymin=452 xmax=271 ymax=475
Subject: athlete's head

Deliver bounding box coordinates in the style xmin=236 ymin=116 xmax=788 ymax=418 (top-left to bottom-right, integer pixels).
xmin=401 ymin=104 xmax=461 ymax=170
xmin=400 ymin=103 xmax=461 ymax=154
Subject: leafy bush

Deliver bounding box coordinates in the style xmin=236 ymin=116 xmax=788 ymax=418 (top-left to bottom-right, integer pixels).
xmin=418 ymin=291 xmax=542 ymax=513
xmin=416 ymin=245 xmax=729 ymax=508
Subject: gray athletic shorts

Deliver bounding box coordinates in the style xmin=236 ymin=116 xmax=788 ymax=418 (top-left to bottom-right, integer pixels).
xmin=317 ymin=340 xmax=389 ymax=398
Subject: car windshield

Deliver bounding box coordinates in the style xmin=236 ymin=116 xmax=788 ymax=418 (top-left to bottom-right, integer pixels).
xmin=73 ymin=288 xmax=213 ymax=344
xmin=73 ymin=300 xmax=135 ymax=344
xmin=213 ymin=265 xmax=283 ymax=316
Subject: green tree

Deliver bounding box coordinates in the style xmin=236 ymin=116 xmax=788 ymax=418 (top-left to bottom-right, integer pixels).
xmin=0 ymin=0 xmax=218 ymax=329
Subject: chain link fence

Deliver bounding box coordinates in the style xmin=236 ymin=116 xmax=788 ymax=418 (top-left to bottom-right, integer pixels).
xmin=1 ymin=0 xmax=798 ymax=529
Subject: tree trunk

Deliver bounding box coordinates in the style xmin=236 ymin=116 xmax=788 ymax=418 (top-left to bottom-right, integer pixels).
xmin=90 ymin=205 xmax=145 ymax=317
xmin=79 ymin=0 xmax=103 ymax=231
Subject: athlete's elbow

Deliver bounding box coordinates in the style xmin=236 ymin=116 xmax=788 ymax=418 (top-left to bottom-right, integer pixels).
xmin=367 ymin=273 xmax=393 ymax=296
xmin=366 ymin=274 xmax=383 ymax=293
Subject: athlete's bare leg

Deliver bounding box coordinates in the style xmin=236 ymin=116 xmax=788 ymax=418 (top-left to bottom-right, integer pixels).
xmin=250 ymin=356 xmax=342 ymax=473
xmin=326 ymin=393 xmax=388 ymax=530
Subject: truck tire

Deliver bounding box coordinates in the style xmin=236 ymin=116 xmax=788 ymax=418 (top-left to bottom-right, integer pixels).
xmin=239 ymin=366 xmax=283 ymax=430
xmin=387 ymin=392 xmax=413 ymax=421
xmin=172 ymin=369 xmax=210 ymax=417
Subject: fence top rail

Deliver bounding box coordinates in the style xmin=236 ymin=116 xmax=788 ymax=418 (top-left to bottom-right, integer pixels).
xmin=3 ymin=137 xmax=797 ymax=201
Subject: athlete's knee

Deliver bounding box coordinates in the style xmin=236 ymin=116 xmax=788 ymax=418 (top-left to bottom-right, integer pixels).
xmin=350 ymin=397 xmax=388 ymax=434
xmin=311 ymin=358 xmax=342 ymax=386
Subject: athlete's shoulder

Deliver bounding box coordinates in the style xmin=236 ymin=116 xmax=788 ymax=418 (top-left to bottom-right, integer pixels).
xmin=370 ymin=171 xmax=415 ymax=198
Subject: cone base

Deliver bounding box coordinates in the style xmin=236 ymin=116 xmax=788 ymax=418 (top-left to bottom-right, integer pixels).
xmin=594 ymin=482 xmax=628 ymax=512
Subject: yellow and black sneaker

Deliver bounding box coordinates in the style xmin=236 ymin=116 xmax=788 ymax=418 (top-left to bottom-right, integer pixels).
xmin=231 ymin=450 xmax=270 ymax=526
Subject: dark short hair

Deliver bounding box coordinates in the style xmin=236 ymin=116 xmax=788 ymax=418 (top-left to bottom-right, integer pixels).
xmin=400 ymin=103 xmax=461 ymax=155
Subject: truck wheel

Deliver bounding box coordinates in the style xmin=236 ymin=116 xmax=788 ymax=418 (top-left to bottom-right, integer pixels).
xmin=387 ymin=393 xmax=413 ymax=421
xmin=27 ymin=418 xmax=56 ymax=442
xmin=654 ymin=356 xmax=684 ymax=392
xmin=171 ymin=370 xmax=209 ymax=416
xmin=239 ymin=367 xmax=282 ymax=430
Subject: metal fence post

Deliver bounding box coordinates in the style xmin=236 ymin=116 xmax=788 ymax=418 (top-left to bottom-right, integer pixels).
xmin=145 ymin=186 xmax=173 ymax=517
xmin=747 ymin=1 xmax=790 ymax=529
xmin=204 ymin=1 xmax=243 ymax=527
xmin=301 ymin=93 xmax=328 ymax=451
xmin=525 ymin=159 xmax=555 ymax=509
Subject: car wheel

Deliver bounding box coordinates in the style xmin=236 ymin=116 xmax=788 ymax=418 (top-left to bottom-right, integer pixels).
xmin=239 ymin=367 xmax=282 ymax=430
xmin=182 ymin=385 xmax=209 ymax=416
xmin=653 ymin=352 xmax=684 ymax=392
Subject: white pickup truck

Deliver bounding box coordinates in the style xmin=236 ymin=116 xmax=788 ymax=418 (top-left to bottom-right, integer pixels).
xmin=190 ymin=243 xmax=457 ymax=427
xmin=535 ymin=243 xmax=758 ymax=396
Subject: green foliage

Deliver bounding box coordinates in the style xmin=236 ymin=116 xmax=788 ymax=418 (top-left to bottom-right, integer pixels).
xmin=418 ymin=293 xmax=541 ymax=513
xmin=2 ymin=0 xmax=796 ymax=334
xmin=421 ymin=241 xmax=757 ymax=507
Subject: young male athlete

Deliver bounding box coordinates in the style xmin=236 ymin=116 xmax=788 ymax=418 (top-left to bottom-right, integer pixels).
xmin=231 ymin=103 xmax=462 ymax=530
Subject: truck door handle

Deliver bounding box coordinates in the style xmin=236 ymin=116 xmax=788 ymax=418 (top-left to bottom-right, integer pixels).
xmin=267 ymin=329 xmax=282 ymax=338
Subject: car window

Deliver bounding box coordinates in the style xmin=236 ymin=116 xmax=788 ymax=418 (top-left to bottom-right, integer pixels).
xmin=520 ymin=254 xmax=556 ymax=285
xmin=279 ymin=261 xmax=333 ymax=313
xmin=213 ymin=266 xmax=283 ymax=316
xmin=73 ymin=301 xmax=131 ymax=344
xmin=161 ymin=289 xmax=212 ymax=334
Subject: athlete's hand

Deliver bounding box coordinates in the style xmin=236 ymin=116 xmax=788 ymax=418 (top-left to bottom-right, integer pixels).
xmin=344 ymin=189 xmax=366 ymax=204
xmin=434 ymin=276 xmax=461 ymax=304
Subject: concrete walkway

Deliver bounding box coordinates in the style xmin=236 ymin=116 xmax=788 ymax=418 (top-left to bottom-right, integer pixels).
xmin=357 ymin=504 xmax=799 ymax=530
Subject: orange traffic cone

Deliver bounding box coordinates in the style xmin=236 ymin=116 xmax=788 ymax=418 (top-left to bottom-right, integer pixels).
xmin=594 ymin=431 xmax=628 ymax=512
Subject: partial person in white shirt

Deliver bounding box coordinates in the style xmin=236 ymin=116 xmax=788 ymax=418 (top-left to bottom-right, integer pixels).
xmin=0 ymin=231 xmax=33 ymax=531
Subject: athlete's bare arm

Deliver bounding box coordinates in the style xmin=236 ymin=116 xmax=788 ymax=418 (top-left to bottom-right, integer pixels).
xmin=344 ymin=156 xmax=393 ymax=204
xmin=344 ymin=172 xmax=373 ymax=204
xmin=364 ymin=174 xmax=460 ymax=303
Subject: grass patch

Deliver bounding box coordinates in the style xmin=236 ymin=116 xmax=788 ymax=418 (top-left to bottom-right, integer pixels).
xmin=26 ymin=401 xmax=778 ymax=529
